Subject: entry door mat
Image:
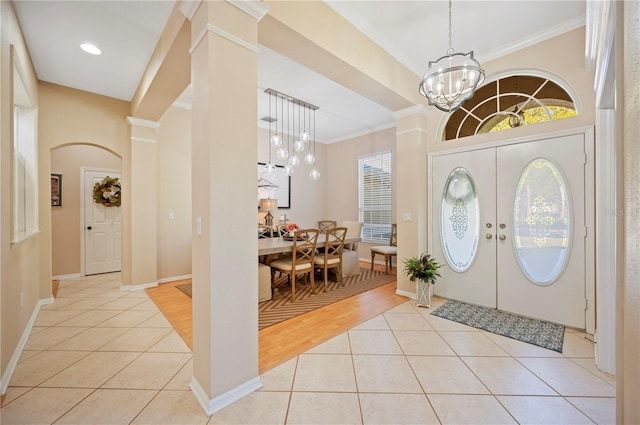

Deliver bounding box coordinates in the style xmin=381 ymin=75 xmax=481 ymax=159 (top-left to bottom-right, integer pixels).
xmin=431 ymin=300 xmax=565 ymax=353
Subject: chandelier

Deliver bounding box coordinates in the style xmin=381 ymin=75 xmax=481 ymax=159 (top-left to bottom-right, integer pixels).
xmin=264 ymin=88 xmax=320 ymax=180
xmin=418 ymin=0 xmax=485 ymax=112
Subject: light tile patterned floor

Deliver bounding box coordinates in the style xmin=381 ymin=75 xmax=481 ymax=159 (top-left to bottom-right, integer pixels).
xmin=1 ymin=273 xmax=615 ymax=424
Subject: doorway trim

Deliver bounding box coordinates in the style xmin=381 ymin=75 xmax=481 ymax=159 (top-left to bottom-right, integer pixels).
xmin=428 ymin=126 xmax=595 ymax=333
xmin=80 ymin=167 xmax=121 ymax=277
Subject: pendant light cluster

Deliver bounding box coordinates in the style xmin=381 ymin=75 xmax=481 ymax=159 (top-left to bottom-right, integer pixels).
xmin=264 ymin=88 xmax=320 ymax=180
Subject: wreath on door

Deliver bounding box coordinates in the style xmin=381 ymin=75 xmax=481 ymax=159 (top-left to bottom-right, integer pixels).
xmin=93 ymin=176 xmax=121 ymax=207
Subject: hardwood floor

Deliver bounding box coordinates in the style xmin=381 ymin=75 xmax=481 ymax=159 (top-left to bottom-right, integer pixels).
xmin=145 ymin=278 xmax=193 ymax=350
xmin=145 ymin=263 xmax=408 ymax=374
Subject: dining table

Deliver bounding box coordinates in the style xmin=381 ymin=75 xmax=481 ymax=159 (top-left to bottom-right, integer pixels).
xmin=258 ymin=233 xmax=361 ymax=256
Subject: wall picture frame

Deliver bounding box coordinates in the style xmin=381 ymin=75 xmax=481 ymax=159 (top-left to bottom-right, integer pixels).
xmin=51 ymin=173 xmax=62 ymax=207
xmin=258 ymin=163 xmax=291 ymax=209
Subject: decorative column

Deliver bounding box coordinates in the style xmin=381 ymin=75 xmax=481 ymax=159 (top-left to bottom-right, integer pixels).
xmin=125 ymin=116 xmax=159 ymax=290
xmin=393 ymin=105 xmax=430 ymax=297
xmin=620 ymin=0 xmax=640 ymax=422
xmin=188 ymin=0 xmax=268 ymax=415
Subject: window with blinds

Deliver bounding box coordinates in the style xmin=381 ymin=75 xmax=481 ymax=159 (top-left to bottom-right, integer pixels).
xmin=358 ymin=151 xmax=392 ymax=243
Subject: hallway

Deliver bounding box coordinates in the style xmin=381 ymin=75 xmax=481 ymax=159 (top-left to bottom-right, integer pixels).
xmin=0 ymin=273 xmax=615 ymax=424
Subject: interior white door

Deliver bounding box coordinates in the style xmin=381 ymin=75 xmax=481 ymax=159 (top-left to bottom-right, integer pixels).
xmin=432 ymin=148 xmax=497 ymax=308
xmin=496 ymin=134 xmax=586 ymax=328
xmin=84 ymin=170 xmax=121 ymax=275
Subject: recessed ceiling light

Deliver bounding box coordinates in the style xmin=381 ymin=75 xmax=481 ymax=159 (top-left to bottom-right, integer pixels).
xmin=80 ymin=43 xmax=102 ymax=55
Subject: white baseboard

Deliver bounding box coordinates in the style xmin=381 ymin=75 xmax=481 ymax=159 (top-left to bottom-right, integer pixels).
xmin=396 ymin=288 xmax=416 ymax=299
xmin=190 ymin=375 xmax=263 ymax=416
xmin=158 ymin=274 xmax=192 ymax=284
xmin=52 ymin=273 xmax=83 ymax=280
xmin=121 ymin=281 xmax=158 ymax=292
xmin=1 ymin=296 xmax=54 ymax=395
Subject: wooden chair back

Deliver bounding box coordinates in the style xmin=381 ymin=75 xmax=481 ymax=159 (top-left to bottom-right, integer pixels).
xmin=390 ymin=223 xmax=397 ymax=247
xmin=291 ymin=228 xmax=319 ymax=268
xmin=318 ymin=220 xmax=337 ymax=231
xmin=258 ymin=224 xmax=273 ymax=239
xmin=322 ymin=226 xmax=347 ymax=260
xmin=275 ymin=224 xmax=288 ymax=238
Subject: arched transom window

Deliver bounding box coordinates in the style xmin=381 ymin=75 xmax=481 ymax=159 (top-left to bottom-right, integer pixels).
xmin=442 ymin=74 xmax=578 ymax=141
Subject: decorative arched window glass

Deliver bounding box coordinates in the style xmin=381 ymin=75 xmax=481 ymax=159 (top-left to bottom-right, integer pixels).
xmin=442 ymin=74 xmax=578 ymax=141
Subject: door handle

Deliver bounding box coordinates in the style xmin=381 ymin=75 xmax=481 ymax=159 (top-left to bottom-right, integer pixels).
xmin=485 ymin=233 xmax=493 ymax=240
xmin=86 ymin=226 xmax=92 ymax=230
xmin=498 ymin=234 xmax=506 ymax=241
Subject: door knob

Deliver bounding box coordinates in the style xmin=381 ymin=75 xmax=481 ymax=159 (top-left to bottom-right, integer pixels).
xmin=499 ymin=223 xmax=506 ymax=229
xmin=485 ymin=233 xmax=493 ymax=240
xmin=86 ymin=226 xmax=92 ymax=230
xmin=485 ymin=223 xmax=492 ymax=229
xmin=498 ymin=234 xmax=506 ymax=241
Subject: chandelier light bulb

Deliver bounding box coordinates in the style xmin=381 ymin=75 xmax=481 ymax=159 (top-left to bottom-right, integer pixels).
xmin=309 ymin=167 xmax=321 ymax=180
xmin=270 ymin=134 xmax=282 ymax=147
xmin=276 ymin=147 xmax=289 ymax=160
xmin=293 ymin=140 xmax=305 ymax=152
xmin=284 ymin=165 xmax=294 ymax=176
xmin=300 ymin=131 xmax=310 ymax=142
xmin=265 ymin=161 xmax=276 ymax=173
xmin=288 ymin=155 xmax=300 ymax=168
xmin=304 ymin=152 xmax=315 ymax=165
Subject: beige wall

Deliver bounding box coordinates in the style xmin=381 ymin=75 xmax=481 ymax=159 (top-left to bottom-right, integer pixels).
xmin=38 ymin=82 xmax=130 ymax=285
xmin=157 ymin=106 xmax=192 ymax=281
xmin=50 ymin=145 xmax=121 ymax=277
xmin=325 ymin=127 xmax=396 ymax=260
xmin=1 ymin=0 xmax=42 ymax=382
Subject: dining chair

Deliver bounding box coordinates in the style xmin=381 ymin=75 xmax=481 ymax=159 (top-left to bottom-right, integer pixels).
xmin=269 ymin=228 xmax=319 ymax=302
xmin=313 ymin=226 xmax=347 ymax=291
xmin=275 ymin=224 xmax=288 ymax=238
xmin=318 ymin=220 xmax=337 ymax=231
xmin=370 ymin=223 xmax=397 ymax=274
xmin=258 ymin=224 xmax=277 ymax=265
xmin=342 ymin=220 xmax=364 ymax=277
xmin=258 ymin=224 xmax=273 ymax=239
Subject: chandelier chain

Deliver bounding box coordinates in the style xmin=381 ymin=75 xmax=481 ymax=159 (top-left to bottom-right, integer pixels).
xmin=447 ymin=0 xmax=453 ymax=55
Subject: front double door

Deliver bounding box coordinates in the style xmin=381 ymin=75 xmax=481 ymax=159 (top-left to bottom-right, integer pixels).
xmin=431 ymin=134 xmax=587 ymax=328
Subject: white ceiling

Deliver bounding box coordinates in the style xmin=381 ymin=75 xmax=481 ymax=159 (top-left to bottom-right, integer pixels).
xmin=12 ymin=0 xmax=586 ymax=143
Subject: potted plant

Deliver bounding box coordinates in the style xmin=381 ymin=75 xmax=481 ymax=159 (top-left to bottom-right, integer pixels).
xmin=403 ymin=253 xmax=442 ymax=308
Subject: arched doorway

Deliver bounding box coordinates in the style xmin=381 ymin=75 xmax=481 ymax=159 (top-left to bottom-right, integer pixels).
xmin=50 ymin=144 xmax=122 ymax=280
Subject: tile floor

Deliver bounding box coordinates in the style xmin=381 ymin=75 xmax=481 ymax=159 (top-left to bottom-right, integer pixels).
xmin=0 ymin=273 xmax=615 ymax=424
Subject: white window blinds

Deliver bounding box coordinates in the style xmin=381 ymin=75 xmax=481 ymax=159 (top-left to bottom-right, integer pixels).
xmin=358 ymin=151 xmax=392 ymax=243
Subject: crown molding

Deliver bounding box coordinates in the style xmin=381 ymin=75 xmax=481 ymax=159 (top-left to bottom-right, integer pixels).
xmin=478 ymin=16 xmax=586 ymax=64
xmin=393 ymin=104 xmax=430 ymax=120
xmin=179 ymin=0 xmax=201 ymax=20
xmin=190 ymin=23 xmax=259 ymax=55
xmin=226 ymin=0 xmax=269 ymax=21
xmin=126 ymin=116 xmax=161 ymax=129
xmin=131 ymin=137 xmax=157 ymax=144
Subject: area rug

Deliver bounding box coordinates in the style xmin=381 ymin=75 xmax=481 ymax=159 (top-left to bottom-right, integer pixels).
xmin=174 ymin=268 xmax=396 ymax=330
xmin=175 ymin=282 xmax=192 ymax=298
xmin=259 ymin=268 xmax=395 ymax=329
xmin=431 ymin=300 xmax=565 ymax=352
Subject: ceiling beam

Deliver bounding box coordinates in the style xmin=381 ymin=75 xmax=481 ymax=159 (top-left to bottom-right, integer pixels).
xmin=130 ymin=4 xmax=191 ymax=120
xmin=259 ymin=1 xmax=423 ymax=112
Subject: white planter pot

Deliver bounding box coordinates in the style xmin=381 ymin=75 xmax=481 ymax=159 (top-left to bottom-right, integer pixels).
xmin=416 ymin=280 xmax=432 ymax=308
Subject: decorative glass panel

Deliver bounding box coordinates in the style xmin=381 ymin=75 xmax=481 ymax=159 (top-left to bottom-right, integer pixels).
xmin=513 ymin=158 xmax=571 ymax=285
xmin=440 ymin=167 xmax=480 ymax=272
